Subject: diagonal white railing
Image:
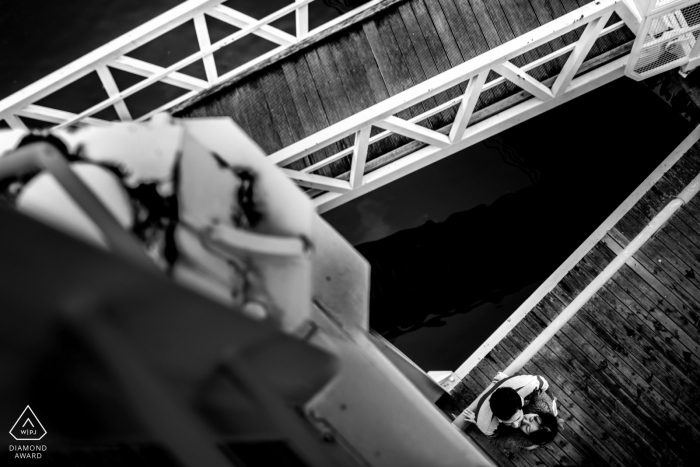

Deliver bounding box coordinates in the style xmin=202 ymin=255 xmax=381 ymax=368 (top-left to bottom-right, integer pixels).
xmin=0 ymin=0 xmax=387 ymax=130
xmin=269 ymin=0 xmax=640 ymax=212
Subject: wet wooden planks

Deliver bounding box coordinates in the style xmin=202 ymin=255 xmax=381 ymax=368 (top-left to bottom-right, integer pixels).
xmin=175 ymin=1 xmax=634 ymax=179
xmin=449 ymin=143 xmax=700 ymax=466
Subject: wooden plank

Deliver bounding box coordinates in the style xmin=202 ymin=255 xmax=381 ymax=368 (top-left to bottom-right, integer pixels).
xmin=345 ymin=28 xmax=407 ymax=157
xmin=395 ymin=3 xmax=457 ymax=129
xmin=495 ymin=0 xmax=558 ymax=80
xmin=607 ymin=228 xmax=700 ymax=328
xmin=588 ymin=243 xmax=700 ymax=383
xmin=601 ymin=236 xmax=700 ymax=357
xmin=403 ymin=0 xmax=464 ymax=122
xmin=215 ymin=80 xmax=282 ymax=155
xmin=528 ymin=299 xmax=666 ymax=466
xmin=551 ymin=281 xmax=700 ymax=460
xmin=362 ymin=17 xmax=425 ymax=119
xmin=280 ymin=58 xmax=335 ymax=177
xmin=328 ymin=33 xmax=389 ymax=163
xmin=303 ymin=48 xmax=353 ymax=172
xmin=528 ymin=0 xmax=581 ymax=49
xmin=540 ymin=290 xmax=689 ymax=463
xmin=416 ymin=0 xmax=468 ymax=94
xmin=385 ymin=11 xmax=442 ymax=129
xmin=433 ymin=0 xmax=500 ymax=107
xmin=621 ymin=210 xmax=700 ymax=308
xmin=258 ymin=69 xmax=304 ymax=169
xmin=535 ymin=303 xmax=679 ymax=467
xmin=451 ymin=0 xmax=510 ymax=104
xmin=563 ymin=261 xmax=693 ymax=399
xmin=503 ymin=323 xmax=634 ymax=467
xmin=596 ymin=243 xmax=700 ymax=374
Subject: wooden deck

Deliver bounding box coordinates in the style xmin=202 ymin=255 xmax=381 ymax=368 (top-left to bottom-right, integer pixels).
xmin=442 ymin=141 xmax=700 ymax=466
xmin=172 ymin=0 xmax=634 ymax=179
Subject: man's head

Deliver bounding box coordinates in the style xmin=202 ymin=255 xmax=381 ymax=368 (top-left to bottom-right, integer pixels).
xmin=490 ymin=387 xmax=524 ymax=427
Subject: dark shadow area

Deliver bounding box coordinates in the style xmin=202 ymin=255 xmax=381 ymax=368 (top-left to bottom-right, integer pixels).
xmin=333 ymin=77 xmax=693 ymax=369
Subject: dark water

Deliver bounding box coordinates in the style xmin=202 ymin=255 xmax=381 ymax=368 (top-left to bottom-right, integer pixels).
xmin=323 ymin=77 xmax=693 ymax=372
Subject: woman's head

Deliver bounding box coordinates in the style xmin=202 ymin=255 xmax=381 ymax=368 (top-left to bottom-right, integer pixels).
xmin=520 ymin=412 xmax=558 ymax=445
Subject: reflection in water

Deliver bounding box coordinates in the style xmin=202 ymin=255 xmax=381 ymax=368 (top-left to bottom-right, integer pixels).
xmin=357 ymin=183 xmax=558 ymax=340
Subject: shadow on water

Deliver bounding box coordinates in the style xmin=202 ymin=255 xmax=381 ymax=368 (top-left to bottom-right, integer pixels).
xmin=327 ymin=78 xmax=693 ymax=371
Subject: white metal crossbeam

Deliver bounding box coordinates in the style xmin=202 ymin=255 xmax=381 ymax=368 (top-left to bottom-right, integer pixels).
xmin=194 ymin=14 xmax=218 ymax=83
xmin=267 ymin=0 xmax=620 ymax=169
xmin=350 ymin=126 xmax=371 ymax=188
xmin=552 ymin=12 xmax=612 ymax=96
xmin=296 ymin=0 xmax=309 ymax=40
xmin=54 ymin=0 xmax=314 ymax=129
xmin=493 ymin=62 xmax=554 ymax=101
xmin=208 ymin=4 xmax=296 ymax=46
xmin=96 ymin=66 xmax=133 ymax=121
xmin=313 ymin=55 xmax=628 ymax=212
xmin=0 ymin=0 xmax=225 ymax=119
xmin=4 ymin=115 xmax=27 ymax=130
xmin=16 ymin=105 xmax=112 ymax=127
xmin=280 ymin=168 xmax=352 ymax=193
xmin=375 ymin=116 xmax=450 ymax=148
xmin=449 ymin=71 xmax=489 ymax=143
xmin=111 ymin=56 xmax=208 ymax=91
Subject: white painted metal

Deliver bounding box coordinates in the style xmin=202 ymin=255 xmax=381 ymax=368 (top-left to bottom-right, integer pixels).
xmin=54 ymin=0 xmax=314 ymax=129
xmin=0 ymin=0 xmax=225 ymax=120
xmin=350 ymin=127 xmax=371 ymax=188
xmin=263 ymin=1 xmax=635 ymax=212
xmin=625 ymin=0 xmax=700 ymax=79
xmin=454 ymin=124 xmax=700 ymax=379
xmin=503 ymin=171 xmax=700 ymax=376
xmin=96 ymin=66 xmax=133 ymax=121
xmin=1 ymin=0 xmax=379 ymax=129
xmin=551 ymin=13 xmax=612 ymax=96
xmin=208 ymin=5 xmax=296 ymax=46
xmin=449 ymin=71 xmax=489 ymax=142
xmin=375 ymin=116 xmax=450 ymax=148
xmin=268 ymin=0 xmax=621 ymax=169
xmin=313 ymin=56 xmax=628 ymax=212
xmin=298 ymin=20 xmax=627 ymax=176
xmin=110 ymin=56 xmax=209 ymax=91
xmin=493 ymin=62 xmax=554 ymax=101
xmin=280 ymin=168 xmax=353 ymax=193
xmin=296 ymin=0 xmax=309 ymax=40
xmin=4 ymin=115 xmax=27 ymax=131
xmin=194 ymin=14 xmax=218 ymax=83
xmin=16 ymin=105 xmax=111 ymax=127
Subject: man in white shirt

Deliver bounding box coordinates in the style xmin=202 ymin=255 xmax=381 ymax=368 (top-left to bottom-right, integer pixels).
xmin=453 ymin=372 xmax=549 ymax=437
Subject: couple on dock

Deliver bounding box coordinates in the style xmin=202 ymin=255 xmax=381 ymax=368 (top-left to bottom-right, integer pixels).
xmin=452 ymin=373 xmax=561 ymax=453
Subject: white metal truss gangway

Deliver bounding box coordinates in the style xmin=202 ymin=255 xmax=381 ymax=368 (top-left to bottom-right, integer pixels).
xmin=3 ymin=0 xmax=700 ymax=212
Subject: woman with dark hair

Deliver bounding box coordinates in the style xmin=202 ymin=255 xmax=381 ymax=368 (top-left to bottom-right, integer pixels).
xmin=492 ymin=389 xmax=561 ymax=452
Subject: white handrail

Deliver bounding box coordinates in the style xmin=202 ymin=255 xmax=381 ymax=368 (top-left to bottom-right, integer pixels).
xmin=504 ymin=171 xmax=700 ymax=375
xmin=267 ymin=0 xmax=639 ymax=208
xmin=0 ymin=0 xmax=389 ymax=130
xmin=267 ymin=0 xmax=621 ymax=168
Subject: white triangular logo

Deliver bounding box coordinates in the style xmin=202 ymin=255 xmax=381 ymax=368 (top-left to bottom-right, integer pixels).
xmin=9 ymin=406 xmax=47 ymax=441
